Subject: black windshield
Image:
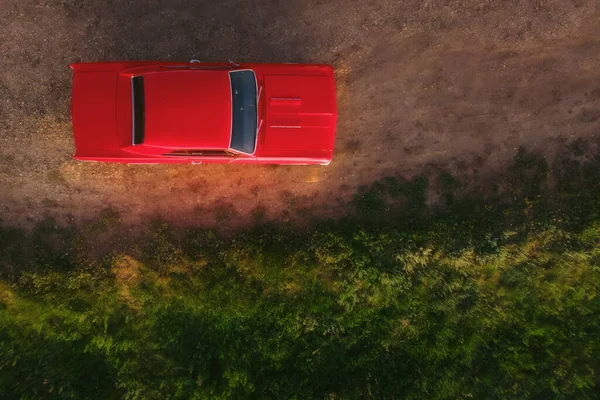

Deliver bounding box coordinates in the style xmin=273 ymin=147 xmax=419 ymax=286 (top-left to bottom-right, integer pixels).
xmin=229 ymin=70 xmax=257 ymax=154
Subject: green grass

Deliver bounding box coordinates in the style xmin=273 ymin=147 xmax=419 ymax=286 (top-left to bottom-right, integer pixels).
xmin=1 ymin=146 xmax=600 ymax=399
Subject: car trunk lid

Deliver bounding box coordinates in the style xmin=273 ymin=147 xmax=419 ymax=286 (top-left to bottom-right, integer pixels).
xmin=71 ymin=70 xmax=120 ymax=155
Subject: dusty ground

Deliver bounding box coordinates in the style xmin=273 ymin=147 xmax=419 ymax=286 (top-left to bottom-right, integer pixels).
xmin=1 ymin=0 xmax=600 ymax=229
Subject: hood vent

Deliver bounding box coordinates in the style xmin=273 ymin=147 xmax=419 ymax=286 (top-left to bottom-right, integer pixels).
xmin=270 ymin=97 xmax=302 ymax=107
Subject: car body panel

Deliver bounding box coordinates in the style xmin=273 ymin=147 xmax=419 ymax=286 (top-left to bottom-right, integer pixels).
xmin=70 ymin=61 xmax=337 ymax=165
xmin=71 ymin=71 xmax=120 ymax=152
xmin=263 ymin=75 xmax=336 ymax=152
xmin=143 ymin=70 xmax=232 ymax=149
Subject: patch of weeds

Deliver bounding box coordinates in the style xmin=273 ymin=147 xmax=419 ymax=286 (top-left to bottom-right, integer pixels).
xmin=568 ymin=138 xmax=589 ymax=157
xmin=294 ymin=206 xmax=315 ymax=220
xmin=180 ymin=228 xmax=220 ymax=260
xmin=353 ymin=176 xmax=428 ymax=220
xmin=145 ymin=221 xmax=183 ymax=275
xmin=85 ymin=208 xmax=121 ymax=233
xmin=99 ymin=208 xmax=120 ymax=226
xmin=439 ymin=172 xmax=460 ymax=190
xmin=382 ymin=177 xmax=404 ymax=198
xmin=492 ymin=182 xmax=500 ymax=195
xmin=33 ymin=215 xmax=59 ymax=233
xmin=553 ymin=151 xmax=600 ymax=228
xmin=214 ymin=202 xmax=237 ymax=224
xmin=29 ymin=216 xmax=76 ymax=270
xmin=400 ymin=177 xmax=428 ymax=213
xmin=353 ymin=183 xmax=386 ymax=216
xmin=439 ymin=172 xmax=460 ymax=206
xmin=508 ymin=147 xmax=548 ymax=198
xmin=251 ymin=205 xmax=267 ymax=223
xmin=555 ymin=156 xmax=582 ymax=194
xmin=0 ymin=226 xmax=28 ymax=273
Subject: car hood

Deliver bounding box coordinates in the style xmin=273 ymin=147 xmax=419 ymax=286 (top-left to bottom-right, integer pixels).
xmin=262 ymin=74 xmax=337 ymax=152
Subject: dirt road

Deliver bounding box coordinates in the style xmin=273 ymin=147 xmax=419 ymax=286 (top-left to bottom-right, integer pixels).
xmin=1 ymin=0 xmax=599 ymax=229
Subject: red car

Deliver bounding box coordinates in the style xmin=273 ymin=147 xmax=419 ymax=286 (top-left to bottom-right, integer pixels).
xmin=70 ymin=60 xmax=337 ymax=165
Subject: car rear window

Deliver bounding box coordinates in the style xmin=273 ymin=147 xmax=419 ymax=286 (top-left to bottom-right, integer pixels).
xmin=229 ymin=70 xmax=257 ymax=154
xmin=132 ymin=76 xmax=145 ymax=145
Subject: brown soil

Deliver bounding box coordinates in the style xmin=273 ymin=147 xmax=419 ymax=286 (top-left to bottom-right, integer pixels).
xmin=1 ymin=0 xmax=600 ymax=230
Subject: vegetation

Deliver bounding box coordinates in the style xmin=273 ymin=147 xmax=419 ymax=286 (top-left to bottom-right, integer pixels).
xmin=1 ymin=147 xmax=600 ymax=399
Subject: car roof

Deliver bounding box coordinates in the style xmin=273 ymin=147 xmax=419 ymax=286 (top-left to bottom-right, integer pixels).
xmin=142 ymin=70 xmax=232 ymax=149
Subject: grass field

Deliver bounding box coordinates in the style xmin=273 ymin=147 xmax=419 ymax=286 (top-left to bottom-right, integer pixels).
xmin=2 ymin=146 xmax=600 ymax=398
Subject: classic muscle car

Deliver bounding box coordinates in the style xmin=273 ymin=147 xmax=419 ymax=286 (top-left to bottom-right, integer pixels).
xmin=70 ymin=60 xmax=337 ymax=165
